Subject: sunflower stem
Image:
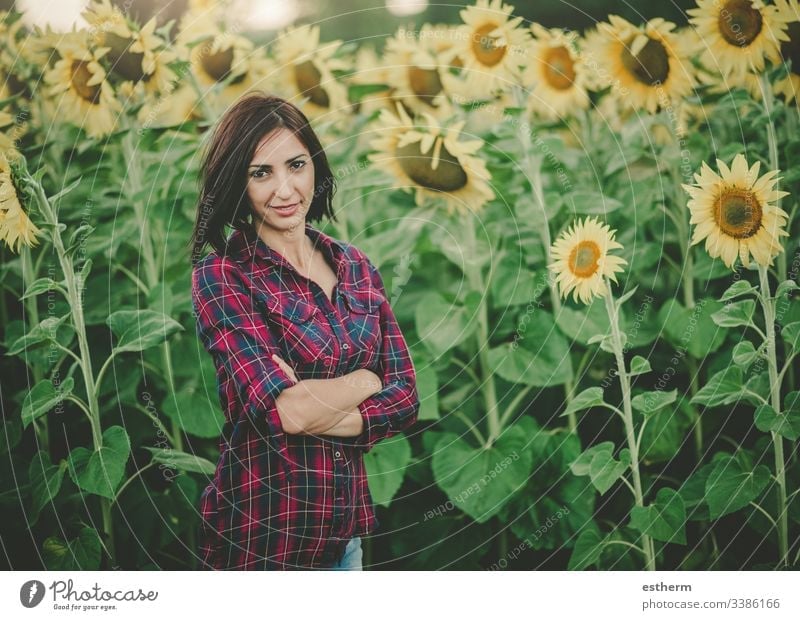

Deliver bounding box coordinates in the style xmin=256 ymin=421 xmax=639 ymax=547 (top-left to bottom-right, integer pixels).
xmin=121 ymin=123 xmax=184 ymax=454
xmin=759 ymin=73 xmax=786 ymax=284
xmin=20 ymin=244 xmax=50 ymax=455
xmin=512 ymin=84 xmax=561 ymax=316
xmin=29 ymin=174 xmax=116 ymax=568
xmin=464 ymin=215 xmax=501 ymax=447
xmin=757 ymin=264 xmax=790 ymax=568
xmin=603 ymin=278 xmax=655 ymax=571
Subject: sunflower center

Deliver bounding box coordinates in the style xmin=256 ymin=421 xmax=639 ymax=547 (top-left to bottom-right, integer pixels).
xmin=621 ymin=36 xmax=670 ymax=86
xmin=714 ymin=188 xmax=763 ymax=238
xmin=199 ymin=39 xmax=235 ymax=82
xmin=104 ymin=32 xmax=147 ymax=82
xmin=568 ymin=241 xmax=602 ymax=278
xmin=408 ymin=66 xmax=443 ymax=106
xmin=542 ymin=45 xmax=576 ymax=90
xmin=294 ymin=60 xmax=330 ymax=108
xmin=471 ymin=23 xmax=507 ymax=67
xmin=396 ymin=139 xmax=468 ymax=192
xmin=718 ymin=0 xmax=763 ymax=47
xmin=70 ymin=60 xmax=101 ymax=104
xmin=780 ymin=21 xmax=800 ymax=72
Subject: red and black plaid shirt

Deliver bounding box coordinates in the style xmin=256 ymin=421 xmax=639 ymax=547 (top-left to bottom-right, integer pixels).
xmin=191 ymin=222 xmax=419 ymax=570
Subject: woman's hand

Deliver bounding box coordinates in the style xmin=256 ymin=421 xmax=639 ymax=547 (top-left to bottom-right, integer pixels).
xmin=271 ymin=354 xmax=299 ymax=384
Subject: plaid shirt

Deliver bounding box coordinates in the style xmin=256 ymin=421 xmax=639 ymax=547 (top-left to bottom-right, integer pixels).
xmin=191 ymin=222 xmax=418 ymax=570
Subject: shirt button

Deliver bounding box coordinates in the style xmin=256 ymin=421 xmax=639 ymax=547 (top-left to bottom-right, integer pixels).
xmin=334 ymin=451 xmax=341 ymax=458
xmin=342 ymin=343 xmax=350 ymax=350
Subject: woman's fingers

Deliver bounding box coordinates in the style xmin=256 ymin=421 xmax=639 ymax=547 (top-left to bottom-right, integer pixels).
xmin=272 ymin=353 xmax=299 ymax=383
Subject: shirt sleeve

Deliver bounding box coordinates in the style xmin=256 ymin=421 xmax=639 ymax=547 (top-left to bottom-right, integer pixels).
xmin=348 ymin=258 xmax=419 ymax=453
xmin=191 ymin=256 xmax=296 ymax=458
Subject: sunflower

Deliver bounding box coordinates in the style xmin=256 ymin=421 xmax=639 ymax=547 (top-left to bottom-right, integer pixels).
xmin=0 ymin=151 xmax=41 ymax=252
xmin=443 ymin=0 xmax=531 ymax=95
xmin=549 ymin=217 xmax=627 ymax=305
xmin=522 ymin=24 xmax=590 ymax=120
xmin=682 ymin=154 xmax=789 ymax=268
xmin=44 ymin=33 xmax=120 ymax=138
xmin=272 ymin=24 xmax=349 ymax=120
xmin=588 ymin=15 xmax=695 ymax=113
xmin=688 ymin=0 xmax=792 ymax=79
xmin=0 ymin=106 xmax=25 ymax=158
xmin=368 ymin=102 xmax=494 ymax=213
xmin=383 ymin=26 xmax=449 ymax=113
xmin=83 ymin=3 xmax=177 ymax=100
xmin=137 ymin=83 xmax=205 ymax=127
xmin=348 ymin=45 xmax=394 ymax=115
xmin=774 ymin=0 xmax=800 ymax=103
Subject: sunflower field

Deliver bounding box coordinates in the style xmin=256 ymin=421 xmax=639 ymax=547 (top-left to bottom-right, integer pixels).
xmin=1 ymin=0 xmax=800 ymax=571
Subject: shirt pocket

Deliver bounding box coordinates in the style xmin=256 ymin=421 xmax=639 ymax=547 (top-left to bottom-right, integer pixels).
xmin=341 ymin=288 xmax=384 ymax=368
xmin=267 ymin=296 xmax=327 ymax=366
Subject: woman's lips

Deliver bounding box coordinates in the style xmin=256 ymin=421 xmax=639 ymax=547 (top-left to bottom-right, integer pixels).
xmin=271 ymin=202 xmax=299 ymax=217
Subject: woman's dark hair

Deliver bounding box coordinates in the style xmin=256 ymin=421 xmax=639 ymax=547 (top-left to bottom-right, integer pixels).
xmin=188 ymin=92 xmax=337 ymax=263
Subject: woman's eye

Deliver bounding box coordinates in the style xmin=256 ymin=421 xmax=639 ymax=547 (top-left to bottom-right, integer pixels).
xmin=250 ymin=169 xmax=268 ymax=179
xmin=292 ymin=160 xmax=306 ymax=170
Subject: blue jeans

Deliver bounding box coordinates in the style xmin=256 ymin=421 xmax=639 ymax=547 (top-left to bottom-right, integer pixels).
xmin=331 ymin=537 xmax=362 ymax=570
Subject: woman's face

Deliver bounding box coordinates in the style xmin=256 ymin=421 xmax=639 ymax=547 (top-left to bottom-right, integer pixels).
xmin=246 ymin=128 xmax=315 ymax=233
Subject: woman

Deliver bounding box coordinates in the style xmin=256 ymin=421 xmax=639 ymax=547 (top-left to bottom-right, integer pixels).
xmin=188 ymin=93 xmax=419 ymax=570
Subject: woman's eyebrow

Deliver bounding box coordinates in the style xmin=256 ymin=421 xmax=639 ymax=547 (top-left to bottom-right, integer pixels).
xmin=248 ymin=154 xmax=307 ymax=169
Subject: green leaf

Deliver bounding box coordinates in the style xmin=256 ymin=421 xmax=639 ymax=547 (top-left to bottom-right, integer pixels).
xmin=781 ymin=322 xmax=800 ymax=351
xmin=563 ymin=190 xmax=623 ymax=215
xmin=7 ymin=315 xmax=71 ymax=355
xmin=561 ymin=387 xmax=605 ymax=418
xmin=67 ymin=426 xmax=131 ymax=500
xmin=42 ymin=528 xmax=101 ymax=570
xmin=587 ymin=332 xmax=617 ymax=353
xmin=489 ymin=311 xmax=572 ymax=387
xmin=720 ymin=279 xmax=758 ymax=301
xmin=348 ymin=82 xmax=390 ymax=103
xmin=142 ymin=447 xmax=217 ymax=475
xmin=631 ymin=389 xmax=677 ymax=415
xmin=754 ymin=402 xmax=800 ymax=441
xmin=691 ymin=366 xmax=745 ymax=407
xmin=639 ymin=401 xmax=692 ymax=463
xmin=21 ymin=377 xmax=74 ymax=429
xmin=416 ymin=363 xmax=439 ymax=421
xmin=589 ymin=450 xmax=628 ymax=495
xmin=162 ymin=383 xmax=224 ymax=438
xmin=570 ymin=441 xmax=615 ymax=477
xmin=415 ymin=292 xmax=476 ymax=358
xmin=570 ymin=442 xmax=627 ymax=495
xmin=568 ymin=528 xmax=605 ymax=570
xmin=705 ymin=455 xmax=771 ymax=519
xmin=711 ymin=299 xmax=756 ymax=328
xmin=658 ymin=298 xmax=726 ymax=358
xmin=28 ymin=451 xmax=67 ymax=523
xmin=364 ymin=434 xmax=412 ymax=507
xmin=615 ymin=285 xmax=639 ymax=308
xmin=20 ymin=277 xmax=66 ymax=300
xmin=678 ymin=463 xmax=715 ymax=521
xmin=775 ymin=280 xmax=799 ymax=299
xmin=432 ymin=423 xmax=533 ymax=523
xmin=106 ymin=309 xmax=183 ymax=354
xmin=629 ymin=355 xmax=652 ymax=376
xmin=629 ymin=487 xmax=687 ymax=545
xmin=732 ymin=340 xmax=760 ymax=367
xmin=554 ymin=299 xmax=613 ymax=346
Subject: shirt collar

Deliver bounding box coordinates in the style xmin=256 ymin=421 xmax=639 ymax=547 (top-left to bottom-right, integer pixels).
xmin=227 ymin=222 xmax=353 ymax=284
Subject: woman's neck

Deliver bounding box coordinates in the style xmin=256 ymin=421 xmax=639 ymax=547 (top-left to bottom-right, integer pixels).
xmin=253 ymin=221 xmax=314 ymax=272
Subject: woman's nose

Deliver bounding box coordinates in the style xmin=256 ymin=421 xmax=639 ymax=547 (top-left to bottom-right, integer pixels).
xmin=273 ymin=172 xmax=294 ymax=199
